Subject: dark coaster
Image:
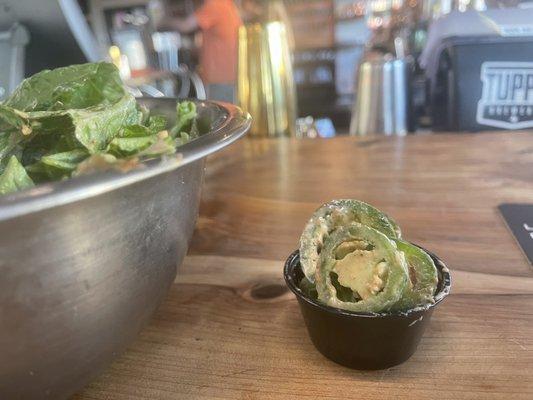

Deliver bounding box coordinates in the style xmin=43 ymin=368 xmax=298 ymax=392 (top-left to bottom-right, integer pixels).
xmin=498 ymin=203 xmax=533 ymax=265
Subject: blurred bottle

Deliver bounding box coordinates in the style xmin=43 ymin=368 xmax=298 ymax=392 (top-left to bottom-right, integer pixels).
xmin=108 ymin=45 xmax=131 ymax=80
xmin=350 ymin=54 xmax=411 ymax=136
xmin=237 ymin=0 xmax=297 ymax=137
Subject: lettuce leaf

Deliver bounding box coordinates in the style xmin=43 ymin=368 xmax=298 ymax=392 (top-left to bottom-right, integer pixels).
xmin=26 ymin=149 xmax=89 ymax=182
xmin=109 ymin=115 xmax=174 ymax=158
xmin=138 ymin=136 xmax=176 ymax=158
xmin=147 ymin=115 xmax=168 ymax=135
xmin=0 ymin=156 xmax=34 ymax=195
xmin=118 ymin=115 xmax=167 ymax=139
xmin=108 ymin=136 xmax=157 ymax=157
xmin=40 ymin=149 xmax=89 ymax=170
xmin=67 ymin=94 xmax=140 ymax=153
xmin=4 ymin=63 xmax=140 ymax=154
xmin=170 ymin=101 xmax=197 ymax=138
xmin=0 ymin=105 xmax=33 ymax=134
xmin=4 ymin=63 xmax=126 ymax=111
xmin=0 ymin=105 xmax=34 ymax=169
xmin=0 ymin=62 xmax=201 ymax=196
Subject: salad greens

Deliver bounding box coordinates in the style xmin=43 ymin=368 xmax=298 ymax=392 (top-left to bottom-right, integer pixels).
xmin=0 ymin=62 xmax=199 ymax=196
xmin=299 ymin=200 xmax=438 ymax=314
xmin=0 ymin=156 xmax=34 ymax=194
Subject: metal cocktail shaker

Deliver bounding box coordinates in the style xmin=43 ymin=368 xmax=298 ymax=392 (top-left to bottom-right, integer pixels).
xmin=237 ymin=21 xmax=297 ymax=137
xmin=350 ymin=56 xmax=411 ymax=136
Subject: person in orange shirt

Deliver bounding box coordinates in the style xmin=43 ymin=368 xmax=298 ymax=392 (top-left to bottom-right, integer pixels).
xmin=158 ymin=0 xmax=242 ymax=103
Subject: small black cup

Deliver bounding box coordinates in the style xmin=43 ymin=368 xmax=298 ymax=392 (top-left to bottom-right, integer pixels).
xmin=284 ymin=246 xmax=451 ymax=370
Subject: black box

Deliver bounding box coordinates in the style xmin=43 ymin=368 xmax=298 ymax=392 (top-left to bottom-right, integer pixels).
xmin=429 ymin=35 xmax=533 ymax=132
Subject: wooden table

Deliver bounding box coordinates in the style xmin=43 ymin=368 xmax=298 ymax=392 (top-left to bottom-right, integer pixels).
xmin=75 ymin=133 xmax=533 ymax=399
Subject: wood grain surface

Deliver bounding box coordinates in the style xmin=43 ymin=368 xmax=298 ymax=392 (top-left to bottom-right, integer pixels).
xmin=75 ymin=133 xmax=533 ymax=399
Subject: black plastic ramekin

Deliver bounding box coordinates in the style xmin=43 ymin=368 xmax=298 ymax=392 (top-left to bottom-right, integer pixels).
xmin=284 ymin=246 xmax=451 ymax=370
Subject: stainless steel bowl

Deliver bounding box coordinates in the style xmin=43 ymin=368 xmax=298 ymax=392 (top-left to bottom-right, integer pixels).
xmin=0 ymin=98 xmax=251 ymax=399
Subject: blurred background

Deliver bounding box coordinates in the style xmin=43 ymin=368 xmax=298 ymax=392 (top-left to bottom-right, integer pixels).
xmin=2 ymin=0 xmax=533 ymax=137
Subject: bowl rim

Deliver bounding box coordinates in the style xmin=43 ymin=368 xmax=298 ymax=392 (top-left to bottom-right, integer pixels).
xmin=284 ymin=244 xmax=451 ymax=319
xmin=0 ymin=98 xmax=251 ymax=222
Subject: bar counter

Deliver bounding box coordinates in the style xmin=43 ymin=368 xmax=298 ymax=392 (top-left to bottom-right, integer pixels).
xmin=75 ymin=133 xmax=533 ymax=399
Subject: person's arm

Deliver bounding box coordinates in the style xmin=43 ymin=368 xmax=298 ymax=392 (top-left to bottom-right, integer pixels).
xmin=158 ymin=13 xmax=198 ymax=34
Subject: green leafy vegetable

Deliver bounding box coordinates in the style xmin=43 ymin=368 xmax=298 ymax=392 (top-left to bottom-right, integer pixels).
xmin=138 ymin=136 xmax=176 ymax=158
xmin=0 ymin=105 xmax=34 ymax=169
xmin=109 ymin=115 xmax=172 ymax=157
xmin=0 ymin=105 xmax=33 ymax=134
xmin=0 ymin=62 xmax=202 ymax=196
xmin=67 ymin=94 xmax=140 ymax=153
xmin=171 ymin=101 xmax=198 ymax=139
xmin=0 ymin=156 xmax=34 ymax=195
xmin=4 ymin=63 xmax=126 ymax=111
xmin=108 ymin=136 xmax=157 ymax=157
xmin=147 ymin=115 xmax=168 ymax=135
xmin=26 ymin=149 xmax=89 ymax=182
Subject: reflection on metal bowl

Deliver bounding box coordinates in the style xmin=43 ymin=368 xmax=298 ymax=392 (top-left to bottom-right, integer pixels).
xmin=0 ymin=98 xmax=251 ymax=400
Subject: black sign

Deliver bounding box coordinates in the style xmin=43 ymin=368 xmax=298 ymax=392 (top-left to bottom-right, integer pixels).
xmin=477 ymin=62 xmax=533 ymax=129
xmin=498 ymin=203 xmax=533 ymax=265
